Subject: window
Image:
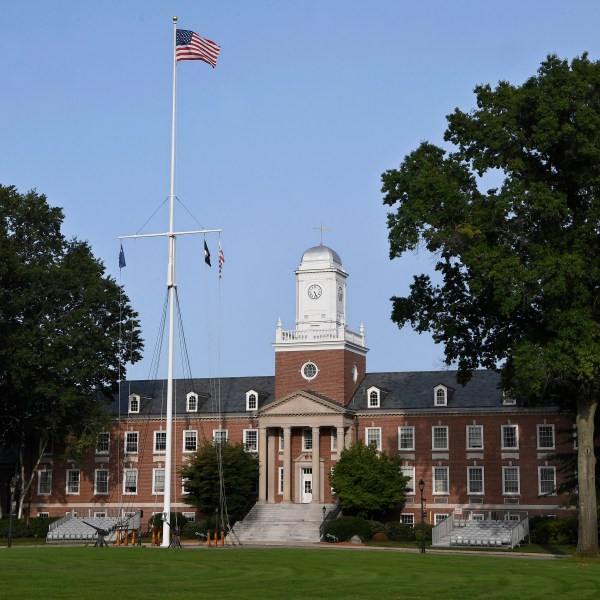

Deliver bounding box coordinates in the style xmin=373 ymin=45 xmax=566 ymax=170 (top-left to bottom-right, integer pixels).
xmin=367 ymin=387 xmax=380 ymax=408
xmin=38 ymin=470 xmax=52 ymax=495
xmin=467 ymin=466 xmax=484 ymax=495
xmin=398 ymin=426 xmax=415 ymax=451
xmin=123 ymin=468 xmax=138 ymax=494
xmin=278 ymin=467 xmax=284 ymax=495
xmin=243 ymin=429 xmax=258 ymax=452
xmin=181 ymin=478 xmax=190 ymax=494
xmin=401 ymin=466 xmax=415 ymax=495
xmin=182 ymin=512 xmax=196 ymax=522
xmin=433 ymin=466 xmax=449 ymax=494
xmin=279 ymin=429 xmax=285 ymax=451
xmin=154 ymin=431 xmax=166 ymax=453
xmin=502 ymin=391 xmax=516 ymax=405
xmin=501 ymin=425 xmax=519 ymax=450
xmin=183 ymin=430 xmax=198 ymax=452
xmin=301 ymin=362 xmax=318 ymax=381
xmin=432 ymin=426 xmax=448 ymax=450
xmin=366 ymin=427 xmax=382 ymax=451
xmin=66 ymin=469 xmax=80 ymax=495
xmin=186 ymin=393 xmax=198 ymax=413
xmin=466 ymin=425 xmax=483 ymax=450
xmin=94 ymin=511 xmax=107 ymax=518
xmin=400 ymin=513 xmax=414 ymax=526
xmin=96 ymin=432 xmax=110 ymax=454
xmin=213 ymin=429 xmax=228 ymax=445
xmin=40 ymin=438 xmax=53 ymax=456
xmin=128 ymin=394 xmax=140 ymax=414
xmin=303 ymin=428 xmax=313 ymax=451
xmin=153 ymin=468 xmax=165 ymax=494
xmin=38 ymin=512 xmax=50 ymax=518
xmin=434 ymin=385 xmax=447 ymax=406
xmin=331 ymin=428 xmax=338 ymax=451
xmin=537 ymin=424 xmax=555 ymax=450
xmin=94 ymin=469 xmax=109 ymax=495
xmin=539 ymin=466 xmax=557 ymax=496
xmin=435 ymin=514 xmax=449 ymax=525
xmin=246 ymin=390 xmax=258 ymax=411
xmin=502 ymin=466 xmax=520 ymax=495
xmin=125 ymin=431 xmax=139 ymax=454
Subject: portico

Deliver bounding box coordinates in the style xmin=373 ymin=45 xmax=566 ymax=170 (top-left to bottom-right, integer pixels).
xmin=256 ymin=391 xmax=355 ymax=504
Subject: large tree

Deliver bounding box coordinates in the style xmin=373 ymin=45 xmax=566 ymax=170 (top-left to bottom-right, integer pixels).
xmin=0 ymin=185 xmax=143 ymax=514
xmin=180 ymin=441 xmax=259 ymax=518
xmin=381 ymin=54 xmax=600 ymax=556
xmin=329 ymin=440 xmax=410 ymax=519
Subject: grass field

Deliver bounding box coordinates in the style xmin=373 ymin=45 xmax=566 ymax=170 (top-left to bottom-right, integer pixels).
xmin=1 ymin=546 xmax=599 ymax=600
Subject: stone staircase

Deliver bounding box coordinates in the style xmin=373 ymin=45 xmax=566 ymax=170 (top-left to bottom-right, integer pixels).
xmin=231 ymin=503 xmax=336 ymax=543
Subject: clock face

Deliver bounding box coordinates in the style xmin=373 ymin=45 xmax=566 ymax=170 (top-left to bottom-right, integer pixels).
xmin=307 ymin=284 xmax=322 ymax=299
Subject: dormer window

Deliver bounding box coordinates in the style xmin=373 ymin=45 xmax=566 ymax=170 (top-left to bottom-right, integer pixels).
xmin=186 ymin=392 xmax=198 ymax=413
xmin=246 ymin=390 xmax=258 ymax=411
xmin=128 ymin=394 xmax=140 ymax=414
xmin=434 ymin=385 xmax=447 ymax=407
xmin=367 ymin=386 xmax=381 ymax=408
xmin=502 ymin=391 xmax=516 ymax=406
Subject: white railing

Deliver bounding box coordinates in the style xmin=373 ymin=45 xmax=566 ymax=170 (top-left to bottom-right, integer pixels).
xmin=510 ymin=518 xmax=529 ymax=549
xmin=275 ymin=327 xmax=364 ymax=346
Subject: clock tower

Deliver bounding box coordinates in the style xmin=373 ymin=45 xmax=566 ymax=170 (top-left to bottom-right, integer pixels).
xmin=273 ymin=244 xmax=367 ymax=404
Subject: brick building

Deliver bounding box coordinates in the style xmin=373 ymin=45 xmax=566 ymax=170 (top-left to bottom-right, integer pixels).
xmin=30 ymin=244 xmax=575 ymax=526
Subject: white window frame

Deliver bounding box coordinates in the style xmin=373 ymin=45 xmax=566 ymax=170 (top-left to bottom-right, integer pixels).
xmin=128 ymin=394 xmax=140 ymax=414
xmin=502 ymin=466 xmax=520 ymax=495
xmin=181 ymin=477 xmax=189 ymax=495
xmin=37 ymin=469 xmax=52 ymax=495
xmin=400 ymin=513 xmax=414 ymax=526
xmin=66 ymin=469 xmax=80 ymax=495
xmin=367 ymin=386 xmax=380 ymax=408
xmin=123 ymin=468 xmax=138 ymax=495
xmin=502 ymin=391 xmax=516 ymax=405
xmin=433 ymin=466 xmax=449 ymax=495
xmin=467 ymin=466 xmax=484 ymax=495
xmin=537 ymin=424 xmax=555 ymax=450
xmin=301 ymin=361 xmax=319 ymax=381
xmin=213 ymin=429 xmax=228 ymax=445
xmin=538 ymin=466 xmax=557 ymax=496
xmin=501 ymin=425 xmax=519 ymax=450
xmin=246 ymin=390 xmax=258 ymax=411
xmin=434 ymin=513 xmax=449 ymax=525
xmin=466 ymin=425 xmax=483 ymax=450
xmin=365 ymin=427 xmax=382 ymax=451
xmin=278 ymin=467 xmax=284 ymax=495
xmin=398 ymin=426 xmax=415 ymax=451
xmin=331 ymin=428 xmax=338 ymax=451
xmin=94 ymin=469 xmax=109 ymax=495
xmin=401 ymin=466 xmax=415 ymax=495
xmin=152 ymin=468 xmax=166 ymax=495
xmin=186 ymin=392 xmax=198 ymax=413
xmin=38 ymin=512 xmax=50 ymax=518
xmin=432 ymin=426 xmax=449 ymax=450
xmin=125 ymin=431 xmax=139 ymax=454
xmin=243 ymin=429 xmax=258 ymax=452
xmin=154 ymin=430 xmax=167 ymax=453
xmin=279 ymin=429 xmax=285 ymax=451
xmin=303 ymin=428 xmax=313 ymax=451
xmin=94 ymin=511 xmax=107 ymax=518
xmin=434 ymin=385 xmax=447 ymax=406
xmin=96 ymin=432 xmax=110 ymax=454
xmin=182 ymin=512 xmax=196 ymax=522
xmin=183 ymin=430 xmax=198 ymax=453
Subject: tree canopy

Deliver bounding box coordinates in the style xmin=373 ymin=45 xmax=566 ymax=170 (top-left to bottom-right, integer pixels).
xmin=329 ymin=440 xmax=410 ymax=519
xmin=381 ymin=54 xmax=600 ymax=556
xmin=180 ymin=441 xmax=259 ymax=518
xmin=0 ymin=185 xmax=143 ymax=508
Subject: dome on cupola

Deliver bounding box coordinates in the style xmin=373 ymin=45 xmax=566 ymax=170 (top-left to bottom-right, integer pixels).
xmin=299 ymin=244 xmax=343 ymax=269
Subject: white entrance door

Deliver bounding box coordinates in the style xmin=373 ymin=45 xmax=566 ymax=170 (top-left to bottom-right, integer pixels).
xmin=301 ymin=468 xmax=313 ymax=503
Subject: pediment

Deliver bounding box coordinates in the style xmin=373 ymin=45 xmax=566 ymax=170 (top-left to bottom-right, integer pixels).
xmin=258 ymin=391 xmax=348 ymax=417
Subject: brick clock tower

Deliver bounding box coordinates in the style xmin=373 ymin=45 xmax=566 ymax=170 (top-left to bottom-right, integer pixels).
xmin=273 ymin=244 xmax=367 ymax=404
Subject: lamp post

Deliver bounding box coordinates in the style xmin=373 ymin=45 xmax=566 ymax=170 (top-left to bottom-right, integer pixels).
xmin=418 ymin=478 xmax=426 ymax=554
xmin=7 ymin=475 xmax=18 ymax=549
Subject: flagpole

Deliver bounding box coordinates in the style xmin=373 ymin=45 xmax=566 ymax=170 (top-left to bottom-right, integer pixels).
xmin=161 ymin=14 xmax=179 ymax=549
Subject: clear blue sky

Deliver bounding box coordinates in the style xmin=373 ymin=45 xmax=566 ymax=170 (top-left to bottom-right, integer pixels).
xmin=3 ymin=1 xmax=600 ymax=381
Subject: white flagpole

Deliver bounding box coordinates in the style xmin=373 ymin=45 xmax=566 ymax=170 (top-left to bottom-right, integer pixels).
xmin=161 ymin=14 xmax=179 ymax=548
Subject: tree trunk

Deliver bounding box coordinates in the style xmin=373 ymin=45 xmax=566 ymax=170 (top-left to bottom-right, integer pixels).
xmin=576 ymin=395 xmax=599 ymax=557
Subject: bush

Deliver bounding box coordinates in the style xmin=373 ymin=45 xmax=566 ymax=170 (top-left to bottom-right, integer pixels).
xmin=148 ymin=512 xmax=189 ymax=534
xmin=529 ymin=516 xmax=578 ymax=545
xmin=367 ymin=520 xmax=386 ymax=536
xmin=413 ymin=522 xmax=432 ymax=542
xmin=386 ymin=522 xmax=416 ymax=542
xmin=325 ymin=516 xmax=371 ymax=542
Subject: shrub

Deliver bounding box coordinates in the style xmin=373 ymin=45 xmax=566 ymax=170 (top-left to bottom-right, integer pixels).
xmin=386 ymin=522 xmax=416 ymax=542
xmin=148 ymin=512 xmax=189 ymax=534
xmin=529 ymin=516 xmax=578 ymax=545
xmin=413 ymin=522 xmax=432 ymax=542
xmin=325 ymin=516 xmax=371 ymax=542
xmin=367 ymin=520 xmax=386 ymax=536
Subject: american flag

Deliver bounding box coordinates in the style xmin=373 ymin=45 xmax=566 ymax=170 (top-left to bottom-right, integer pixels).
xmin=176 ymin=29 xmax=220 ymax=67
xmin=218 ymin=240 xmax=225 ymax=279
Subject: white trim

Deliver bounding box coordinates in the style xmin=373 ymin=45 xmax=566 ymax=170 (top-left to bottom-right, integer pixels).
xmin=432 ymin=425 xmax=449 ymax=450
xmin=94 ymin=468 xmax=109 ymax=495
xmin=398 ymin=426 xmax=415 ymax=451
xmin=300 ymin=361 xmax=319 ymax=381
xmin=538 ymin=465 xmax=557 ymax=496
xmin=66 ymin=469 xmax=80 ymax=495
xmin=246 ymin=390 xmax=258 ymax=411
xmin=432 ymin=466 xmax=449 ymax=495
xmin=154 ymin=430 xmax=167 ymax=453
xmin=186 ymin=392 xmax=198 ymax=413
xmin=536 ymin=424 xmax=555 ymax=450
xmin=401 ymin=466 xmax=415 ymax=495
xmin=467 ymin=466 xmax=484 ymax=495
xmin=243 ymin=428 xmax=258 ymax=452
xmin=367 ymin=386 xmax=380 ymax=408
xmin=183 ymin=430 xmax=198 ymax=452
xmin=37 ymin=469 xmax=52 ymax=495
xmin=95 ymin=432 xmax=110 ymax=454
xmin=466 ymin=425 xmax=483 ymax=450
xmin=365 ymin=426 xmax=382 ymax=451
xmin=153 ymin=468 xmax=166 ymax=495
xmin=128 ymin=394 xmax=140 ymax=414
xmin=434 ymin=385 xmax=447 ymax=406
xmin=125 ymin=431 xmax=139 ymax=454
xmin=501 ymin=424 xmax=519 ymax=450
xmin=123 ymin=468 xmax=138 ymax=495
xmin=213 ymin=429 xmax=228 ymax=445
xmin=502 ymin=465 xmax=520 ymax=495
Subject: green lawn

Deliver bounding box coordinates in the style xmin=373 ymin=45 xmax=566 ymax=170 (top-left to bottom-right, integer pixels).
xmin=1 ymin=546 xmax=599 ymax=599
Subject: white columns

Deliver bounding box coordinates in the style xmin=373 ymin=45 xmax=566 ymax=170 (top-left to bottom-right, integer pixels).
xmin=258 ymin=428 xmax=268 ymax=502
xmin=283 ymin=427 xmax=292 ymax=502
xmin=311 ymin=426 xmax=320 ymax=503
xmin=336 ymin=426 xmax=345 ymax=459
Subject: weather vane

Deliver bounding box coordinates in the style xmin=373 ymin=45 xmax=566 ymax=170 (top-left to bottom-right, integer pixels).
xmin=313 ymin=224 xmax=332 ymax=245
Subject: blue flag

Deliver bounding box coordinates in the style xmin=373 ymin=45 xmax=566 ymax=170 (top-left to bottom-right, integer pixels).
xmin=119 ymin=245 xmax=126 ymax=269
